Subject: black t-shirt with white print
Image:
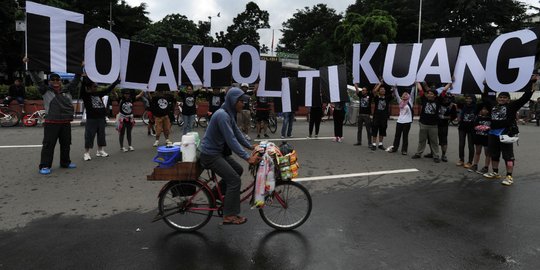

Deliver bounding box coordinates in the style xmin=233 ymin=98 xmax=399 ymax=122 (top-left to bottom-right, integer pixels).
xmin=420 ymin=96 xmax=439 ymax=125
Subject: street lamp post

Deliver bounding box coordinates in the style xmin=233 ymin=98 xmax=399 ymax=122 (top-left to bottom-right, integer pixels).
xmin=417 ymin=0 xmax=423 ymax=43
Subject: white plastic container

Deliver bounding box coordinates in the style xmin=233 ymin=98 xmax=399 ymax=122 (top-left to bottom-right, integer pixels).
xmin=181 ymin=134 xmax=197 ymax=162
xmin=186 ymin=132 xmax=200 ymax=147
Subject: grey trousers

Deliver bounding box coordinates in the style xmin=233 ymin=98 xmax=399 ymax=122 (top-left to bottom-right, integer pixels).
xmin=200 ymin=153 xmax=244 ymax=216
xmin=416 ymin=123 xmax=439 ymax=158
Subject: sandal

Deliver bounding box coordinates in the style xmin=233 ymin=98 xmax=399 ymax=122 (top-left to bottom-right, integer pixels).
xmin=222 ymin=216 xmax=247 ymax=225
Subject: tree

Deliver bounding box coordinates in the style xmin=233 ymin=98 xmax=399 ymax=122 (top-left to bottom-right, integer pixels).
xmin=216 ymin=2 xmax=269 ymax=49
xmin=346 ymin=0 xmax=527 ymax=44
xmin=280 ymin=4 xmax=343 ymax=68
xmin=132 ymin=14 xmax=201 ymax=47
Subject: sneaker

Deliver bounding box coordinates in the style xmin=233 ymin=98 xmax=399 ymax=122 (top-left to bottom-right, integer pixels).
xmin=287 ymin=135 xmax=293 ymax=138
xmin=401 ymin=151 xmax=407 ymax=155
xmin=354 ymin=142 xmax=362 ymax=146
xmin=96 ymin=150 xmax=109 ymax=157
xmin=463 ymin=163 xmax=472 ymax=169
xmin=332 ymin=137 xmax=338 ymax=142
xmin=468 ymin=164 xmax=478 ymax=172
xmin=264 ymin=134 xmax=269 ymax=138
xmin=441 ymin=155 xmax=448 ymax=162
xmin=433 ymin=157 xmax=441 ymax=163
xmin=83 ymin=152 xmax=91 ymax=161
xmin=483 ymin=172 xmax=501 ymax=179
xmin=370 ymin=145 xmax=377 ymax=151
xmin=378 ymin=145 xmax=385 ymax=150
xmin=307 ymin=135 xmax=312 ymax=139
xmin=411 ymin=154 xmax=421 ymax=159
xmin=128 ymin=146 xmax=135 ymax=151
xmin=121 ymin=147 xmax=128 ymax=152
xmin=153 ymin=140 xmax=159 ymax=147
xmin=424 ymin=153 xmax=433 ymax=158
xmin=456 ymin=160 xmax=464 ymax=166
xmin=39 ymin=167 xmax=51 ymax=175
xmin=66 ymin=163 xmax=76 ymax=169
xmin=314 ymin=134 xmax=318 ymax=138
xmin=501 ymin=175 xmax=514 ymax=186
xmin=476 ymin=167 xmax=489 ymax=174
xmin=337 ymin=137 xmax=343 ymax=143
xmin=280 ymin=136 xmax=285 ymax=139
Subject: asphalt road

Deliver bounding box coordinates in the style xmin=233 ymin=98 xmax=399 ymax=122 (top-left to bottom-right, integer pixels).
xmin=1 ymin=119 xmax=540 ymax=269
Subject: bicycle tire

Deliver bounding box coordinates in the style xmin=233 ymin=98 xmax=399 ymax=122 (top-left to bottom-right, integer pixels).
xmin=176 ymin=113 xmax=185 ymax=127
xmin=259 ymin=181 xmax=312 ymax=231
xmin=142 ymin=110 xmax=149 ymax=125
xmin=268 ymin=115 xmax=277 ymax=133
xmin=22 ymin=114 xmax=37 ymax=127
xmin=158 ymin=181 xmax=214 ymax=232
xmin=0 ymin=108 xmax=21 ymax=127
xmin=198 ymin=116 xmax=208 ymax=128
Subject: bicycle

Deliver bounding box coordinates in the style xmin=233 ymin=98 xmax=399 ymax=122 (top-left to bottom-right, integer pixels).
xmin=22 ymin=103 xmax=46 ymax=127
xmin=0 ymin=104 xmax=21 ymax=127
xmin=250 ymin=108 xmax=278 ymax=134
xmin=149 ymin=157 xmax=312 ymax=232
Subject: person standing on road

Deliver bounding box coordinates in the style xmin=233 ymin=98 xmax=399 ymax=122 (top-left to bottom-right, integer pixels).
xmin=308 ymin=105 xmax=323 ymax=138
xmin=254 ymin=85 xmax=271 ymax=139
xmin=3 ymin=78 xmax=26 ymax=114
xmin=436 ymin=86 xmax=455 ymax=162
xmin=390 ymin=86 xmax=415 ymax=155
xmin=412 ymin=81 xmax=441 ymax=162
xmin=481 ymin=77 xmax=536 ymax=186
xmin=281 ymin=111 xmax=294 ymax=139
xmin=150 ymin=91 xmax=174 ymax=147
xmin=354 ymin=84 xmax=373 ymax=148
xmin=116 ymin=89 xmax=143 ymax=152
xmin=469 ymin=104 xmax=491 ymax=174
xmin=25 ymin=58 xmax=81 ymax=175
xmin=533 ymin=97 xmax=540 ymax=126
xmin=206 ymin=87 xmax=225 ymax=121
xmin=199 ymin=87 xmax=260 ymax=225
xmin=456 ymin=94 xmax=477 ymax=168
xmin=179 ymin=84 xmax=200 ymax=135
xmin=81 ymin=77 xmax=119 ymax=161
xmin=371 ymin=80 xmax=393 ymax=150
xmin=332 ymin=102 xmax=346 ymax=142
xmin=238 ymin=83 xmax=253 ymax=140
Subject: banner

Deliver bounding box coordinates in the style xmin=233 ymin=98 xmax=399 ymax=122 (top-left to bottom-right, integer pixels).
xmin=320 ymin=64 xmax=349 ymax=103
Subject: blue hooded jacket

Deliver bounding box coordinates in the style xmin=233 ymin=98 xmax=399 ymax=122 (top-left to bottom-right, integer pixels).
xmin=200 ymin=87 xmax=252 ymax=160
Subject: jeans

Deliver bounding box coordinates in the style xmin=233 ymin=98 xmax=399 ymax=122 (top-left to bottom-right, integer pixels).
xmin=281 ymin=112 xmax=294 ymax=137
xmin=199 ymin=153 xmax=244 ymax=216
xmin=458 ymin=129 xmax=474 ymax=163
xmin=40 ymin=123 xmax=72 ymax=169
xmin=183 ymin=114 xmax=196 ymax=135
xmin=357 ymin=114 xmax=372 ymax=144
xmin=393 ymin=122 xmax=411 ymax=152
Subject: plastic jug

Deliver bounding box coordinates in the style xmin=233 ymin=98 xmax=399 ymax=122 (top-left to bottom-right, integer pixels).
xmin=181 ymin=134 xmax=197 ymax=162
xmin=186 ymin=132 xmax=200 ymax=147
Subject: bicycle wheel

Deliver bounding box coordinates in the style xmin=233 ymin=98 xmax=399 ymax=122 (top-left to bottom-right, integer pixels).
xmin=142 ymin=110 xmax=149 ymax=125
xmin=197 ymin=116 xmax=208 ymax=128
xmin=268 ymin=115 xmax=277 ymax=133
xmin=259 ymin=181 xmax=312 ymax=231
xmin=158 ymin=181 xmax=214 ymax=232
xmin=176 ymin=113 xmax=184 ymax=127
xmin=0 ymin=108 xmax=21 ymax=127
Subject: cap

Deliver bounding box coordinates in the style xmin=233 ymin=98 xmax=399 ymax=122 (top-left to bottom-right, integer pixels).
xmin=49 ymin=73 xmax=60 ymax=80
xmin=498 ymin=92 xmax=510 ymax=98
xmin=241 ymin=83 xmax=249 ymax=88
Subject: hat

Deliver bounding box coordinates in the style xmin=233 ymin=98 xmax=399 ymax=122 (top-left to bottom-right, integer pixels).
xmin=241 ymin=83 xmax=249 ymax=88
xmin=49 ymin=73 xmax=60 ymax=80
xmin=498 ymin=92 xmax=510 ymax=98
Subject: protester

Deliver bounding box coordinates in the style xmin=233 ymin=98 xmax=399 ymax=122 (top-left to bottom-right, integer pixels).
xmin=281 ymin=111 xmax=294 ymax=139
xmin=481 ymin=77 xmax=536 ymax=186
xmin=436 ymin=85 xmax=455 ymax=162
xmin=150 ymin=91 xmax=174 ymax=147
xmin=26 ymin=58 xmax=81 ymax=174
xmin=116 ymin=89 xmax=143 ymax=152
xmin=81 ymin=77 xmax=119 ymax=161
xmin=142 ymin=91 xmax=156 ymax=136
xmin=206 ymin=87 xmax=225 ymax=121
xmin=254 ymin=85 xmax=271 ymax=139
xmin=390 ymin=86 xmax=415 ymax=155
xmin=179 ymin=84 xmax=200 ymax=135
xmin=332 ymin=101 xmax=346 ymax=142
xmin=308 ymin=105 xmax=323 ymax=138
xmin=371 ymin=80 xmax=393 ymax=150
xmin=533 ymin=97 xmax=540 ymax=126
xmin=354 ymin=84 xmax=373 ymax=148
xmin=199 ymin=87 xmax=260 ymax=225
xmin=457 ymin=94 xmax=477 ymax=168
xmin=469 ymin=104 xmax=491 ymax=174
xmin=3 ymin=78 xmax=26 ymax=113
xmin=238 ymin=83 xmax=253 ymax=139
xmin=412 ymin=81 xmax=441 ymax=162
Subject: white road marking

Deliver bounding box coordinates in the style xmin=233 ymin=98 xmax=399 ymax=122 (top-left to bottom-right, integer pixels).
xmin=0 ymin=145 xmax=42 ymax=149
xmin=254 ymin=136 xmax=335 ymax=142
xmin=294 ymin=168 xmax=419 ymax=182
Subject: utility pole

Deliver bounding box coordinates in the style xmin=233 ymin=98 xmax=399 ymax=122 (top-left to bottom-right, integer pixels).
xmin=417 ymin=0 xmax=423 ymax=43
xmin=108 ymin=1 xmax=114 ymax=31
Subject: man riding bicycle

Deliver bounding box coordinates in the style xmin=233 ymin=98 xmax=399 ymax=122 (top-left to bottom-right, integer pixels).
xmin=199 ymin=87 xmax=260 ymax=225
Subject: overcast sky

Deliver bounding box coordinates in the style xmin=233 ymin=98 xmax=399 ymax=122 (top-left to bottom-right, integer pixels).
xmin=124 ymin=0 xmax=539 ymax=52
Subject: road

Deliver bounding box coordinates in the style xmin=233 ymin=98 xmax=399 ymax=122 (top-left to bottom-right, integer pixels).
xmin=1 ymin=119 xmax=539 ymax=269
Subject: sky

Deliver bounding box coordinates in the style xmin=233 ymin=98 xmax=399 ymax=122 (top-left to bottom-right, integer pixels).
xmin=124 ymin=0 xmax=540 ymax=52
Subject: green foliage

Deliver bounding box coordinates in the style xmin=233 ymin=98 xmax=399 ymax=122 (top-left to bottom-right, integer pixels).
xmin=216 ymin=2 xmax=269 ymax=49
xmin=279 ymin=4 xmax=343 ymax=68
xmin=132 ymin=14 xmax=201 ymax=47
